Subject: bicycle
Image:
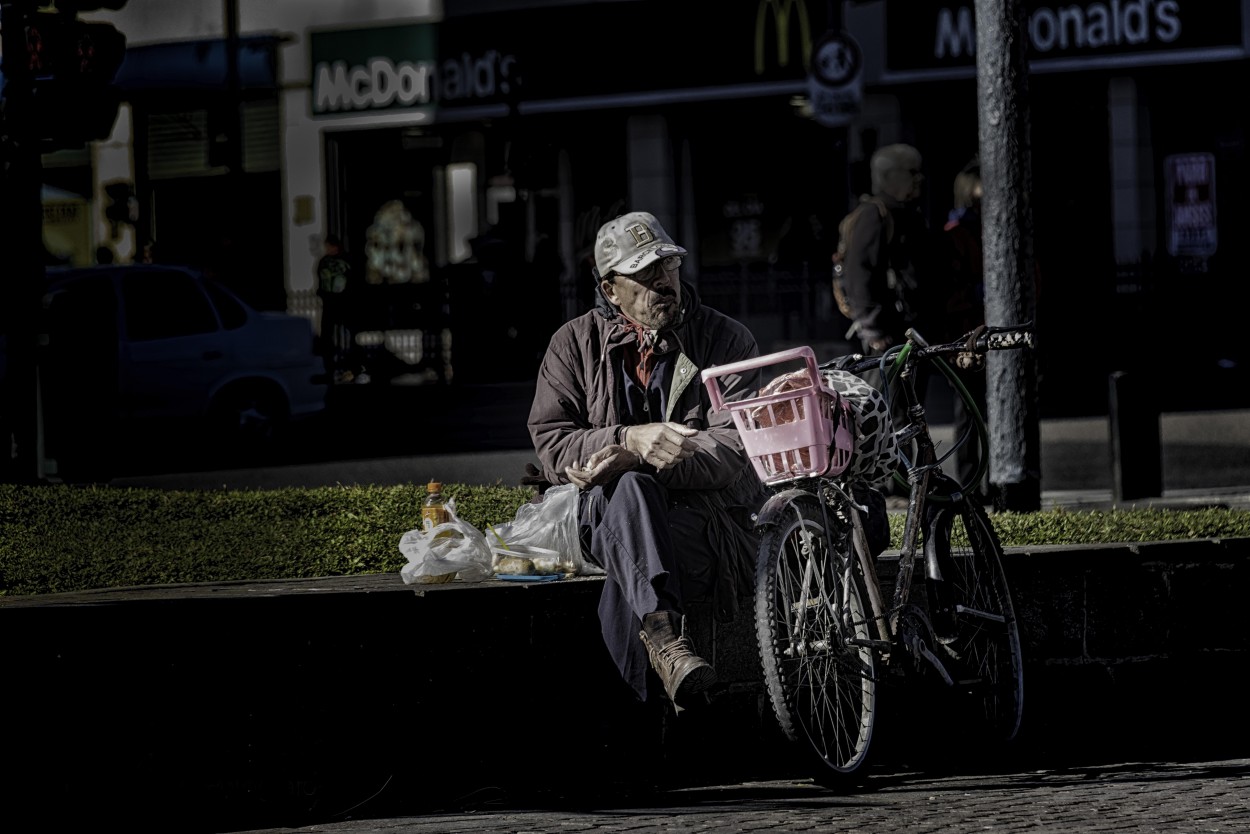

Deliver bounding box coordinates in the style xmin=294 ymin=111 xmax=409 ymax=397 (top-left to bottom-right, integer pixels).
xmin=701 ymin=323 xmax=1034 ymax=789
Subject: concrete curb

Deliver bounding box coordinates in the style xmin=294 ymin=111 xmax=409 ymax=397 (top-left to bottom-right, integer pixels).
xmin=1 ymin=537 xmax=1247 ymax=831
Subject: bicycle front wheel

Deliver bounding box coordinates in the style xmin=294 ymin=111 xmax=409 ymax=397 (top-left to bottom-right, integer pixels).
xmin=755 ymin=493 xmax=877 ymax=789
xmin=925 ymin=501 xmax=1024 ymax=743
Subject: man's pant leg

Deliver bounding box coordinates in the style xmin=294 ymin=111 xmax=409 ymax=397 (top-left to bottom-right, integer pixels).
xmin=579 ymin=471 xmax=682 ymax=701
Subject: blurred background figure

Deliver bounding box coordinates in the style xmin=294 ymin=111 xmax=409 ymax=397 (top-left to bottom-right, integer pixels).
xmin=832 ymin=143 xmax=944 ymax=500
xmin=942 ymin=158 xmax=988 ymax=499
xmin=317 ymin=234 xmax=364 ymax=384
xmin=835 ymin=143 xmax=940 ymax=355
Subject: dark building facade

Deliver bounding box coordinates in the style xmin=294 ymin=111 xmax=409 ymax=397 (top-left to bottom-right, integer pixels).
xmin=78 ymin=0 xmax=1249 ymax=414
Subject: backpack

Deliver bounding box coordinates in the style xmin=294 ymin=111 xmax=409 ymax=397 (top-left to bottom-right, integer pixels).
xmin=831 ymin=195 xmax=894 ymax=321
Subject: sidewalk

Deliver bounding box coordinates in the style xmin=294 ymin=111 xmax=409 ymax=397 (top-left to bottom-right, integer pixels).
xmin=110 ymin=408 xmax=1250 ymax=510
xmin=1037 ymin=408 xmax=1250 ymax=509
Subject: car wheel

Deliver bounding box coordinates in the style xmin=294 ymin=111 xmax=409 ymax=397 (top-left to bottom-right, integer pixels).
xmin=208 ymin=383 xmax=291 ymax=460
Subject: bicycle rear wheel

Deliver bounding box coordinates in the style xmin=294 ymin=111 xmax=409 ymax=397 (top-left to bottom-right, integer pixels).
xmin=924 ymin=501 xmax=1024 ymax=742
xmin=755 ymin=493 xmax=877 ymax=789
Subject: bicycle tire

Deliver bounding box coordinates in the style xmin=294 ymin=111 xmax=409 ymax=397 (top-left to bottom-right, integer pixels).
xmin=755 ymin=493 xmax=878 ymax=788
xmin=924 ymin=501 xmax=1024 ymax=742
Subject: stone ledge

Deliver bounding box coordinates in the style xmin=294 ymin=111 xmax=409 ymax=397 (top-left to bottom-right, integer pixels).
xmin=1 ymin=538 xmax=1247 ymax=831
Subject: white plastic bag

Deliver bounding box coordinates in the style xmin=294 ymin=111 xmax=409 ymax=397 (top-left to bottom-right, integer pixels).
xmin=399 ymin=499 xmax=493 ymax=584
xmin=493 ymin=483 xmax=601 ymax=576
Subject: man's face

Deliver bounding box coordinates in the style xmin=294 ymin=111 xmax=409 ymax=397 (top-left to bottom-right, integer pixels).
xmin=602 ymin=255 xmax=683 ymax=330
xmin=881 ymin=150 xmax=924 ymax=203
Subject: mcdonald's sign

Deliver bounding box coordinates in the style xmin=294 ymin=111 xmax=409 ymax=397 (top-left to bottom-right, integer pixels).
xmin=755 ymin=0 xmax=812 ymax=75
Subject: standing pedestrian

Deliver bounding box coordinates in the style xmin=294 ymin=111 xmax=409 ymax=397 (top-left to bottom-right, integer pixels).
xmin=831 ymin=143 xmax=942 ymax=498
xmin=942 ymin=159 xmax=989 ymax=498
xmin=317 ymin=234 xmax=362 ymax=384
xmin=833 ymin=143 xmax=940 ymax=354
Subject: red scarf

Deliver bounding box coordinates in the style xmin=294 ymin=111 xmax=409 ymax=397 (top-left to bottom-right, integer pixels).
xmin=619 ymin=318 xmax=659 ymax=387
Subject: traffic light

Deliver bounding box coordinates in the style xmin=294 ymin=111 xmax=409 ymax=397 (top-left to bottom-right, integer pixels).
xmin=6 ymin=14 xmax=126 ymax=82
xmin=1 ymin=2 xmax=127 ymax=147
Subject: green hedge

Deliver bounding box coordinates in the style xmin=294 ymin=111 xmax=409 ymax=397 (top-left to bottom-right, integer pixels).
xmin=2 ymin=482 xmax=1249 ymax=597
xmin=0 ymin=482 xmax=534 ymax=597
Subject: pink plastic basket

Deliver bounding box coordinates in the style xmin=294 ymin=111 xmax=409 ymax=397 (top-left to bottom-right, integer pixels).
xmin=702 ymin=347 xmax=855 ymax=485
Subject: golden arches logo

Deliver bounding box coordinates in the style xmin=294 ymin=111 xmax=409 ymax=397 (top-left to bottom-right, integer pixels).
xmin=755 ymin=0 xmax=812 ymax=75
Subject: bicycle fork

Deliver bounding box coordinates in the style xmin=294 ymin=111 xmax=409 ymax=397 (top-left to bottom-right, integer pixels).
xmin=784 ymin=493 xmax=875 ymax=659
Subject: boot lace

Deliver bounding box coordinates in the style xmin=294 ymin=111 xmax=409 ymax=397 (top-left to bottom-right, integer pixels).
xmin=644 ymin=631 xmax=702 ymax=684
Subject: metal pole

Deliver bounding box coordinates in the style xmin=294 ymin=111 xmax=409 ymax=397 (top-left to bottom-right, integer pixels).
xmin=225 ymin=0 xmax=242 ymax=176
xmin=1 ymin=3 xmax=49 ymax=483
xmin=973 ymin=0 xmax=1041 ymax=512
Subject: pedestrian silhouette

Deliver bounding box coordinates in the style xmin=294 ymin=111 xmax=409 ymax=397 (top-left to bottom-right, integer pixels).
xmin=942 ymin=157 xmax=989 ymax=498
xmin=317 ymin=234 xmax=363 ymax=384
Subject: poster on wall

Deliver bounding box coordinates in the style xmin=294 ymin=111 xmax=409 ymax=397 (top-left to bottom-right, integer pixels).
xmin=1164 ymin=152 xmax=1217 ymax=258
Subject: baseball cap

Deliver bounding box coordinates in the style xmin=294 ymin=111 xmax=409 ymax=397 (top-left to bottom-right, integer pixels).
xmin=594 ymin=211 xmax=688 ymax=277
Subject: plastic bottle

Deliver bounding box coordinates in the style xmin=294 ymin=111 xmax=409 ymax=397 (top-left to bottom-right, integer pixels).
xmin=423 ymin=481 xmax=449 ymax=528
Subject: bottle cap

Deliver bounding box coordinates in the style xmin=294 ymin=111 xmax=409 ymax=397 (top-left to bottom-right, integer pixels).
xmin=427 ymin=481 xmax=442 ymax=492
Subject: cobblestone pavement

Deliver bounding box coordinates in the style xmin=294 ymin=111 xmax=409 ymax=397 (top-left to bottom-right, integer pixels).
xmin=234 ymin=757 xmax=1249 ymax=834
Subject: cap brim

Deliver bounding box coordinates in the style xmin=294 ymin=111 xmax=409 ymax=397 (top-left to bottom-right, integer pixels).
xmin=613 ymin=243 xmax=688 ymax=275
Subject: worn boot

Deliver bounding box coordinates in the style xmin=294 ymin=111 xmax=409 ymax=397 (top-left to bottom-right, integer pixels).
xmin=639 ymin=611 xmax=717 ymax=711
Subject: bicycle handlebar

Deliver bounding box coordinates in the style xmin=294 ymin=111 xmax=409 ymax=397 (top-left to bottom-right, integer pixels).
xmin=821 ymin=323 xmax=1034 ymax=376
xmin=971 ymin=324 xmax=1035 ymax=353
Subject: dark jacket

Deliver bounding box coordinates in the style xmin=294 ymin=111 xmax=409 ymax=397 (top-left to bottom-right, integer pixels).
xmin=839 ymin=194 xmax=939 ymax=349
xmin=941 ymin=206 xmax=986 ymax=342
xmin=527 ymin=280 xmax=770 ymax=618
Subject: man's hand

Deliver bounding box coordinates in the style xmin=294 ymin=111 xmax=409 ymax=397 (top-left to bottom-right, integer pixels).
xmin=570 ymin=442 xmax=645 ymax=490
xmin=623 ymin=422 xmax=699 ymax=471
xmin=520 ymin=462 xmax=552 ymax=494
xmin=565 ymin=445 xmax=641 ymax=489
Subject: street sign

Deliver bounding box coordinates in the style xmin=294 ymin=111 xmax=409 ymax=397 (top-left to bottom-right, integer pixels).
xmin=807 ymin=29 xmax=863 ymax=128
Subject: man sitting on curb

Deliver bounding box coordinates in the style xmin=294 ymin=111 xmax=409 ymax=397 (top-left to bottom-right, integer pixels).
xmin=526 ymin=211 xmax=769 ymax=712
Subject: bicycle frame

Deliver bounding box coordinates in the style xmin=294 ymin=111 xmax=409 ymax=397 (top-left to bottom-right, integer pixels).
xmin=834 ymin=333 xmax=979 ymax=656
xmin=882 ymin=342 xmax=945 ymax=636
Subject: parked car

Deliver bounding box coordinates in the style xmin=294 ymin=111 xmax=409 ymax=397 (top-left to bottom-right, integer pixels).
xmin=3 ymin=263 xmax=327 ymax=480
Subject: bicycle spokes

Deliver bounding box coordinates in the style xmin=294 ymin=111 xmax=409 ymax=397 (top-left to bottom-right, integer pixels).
xmin=755 ymin=495 xmax=878 ymax=785
xmin=777 ymin=529 xmax=864 ymax=664
xmin=925 ymin=504 xmax=1024 ymax=742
